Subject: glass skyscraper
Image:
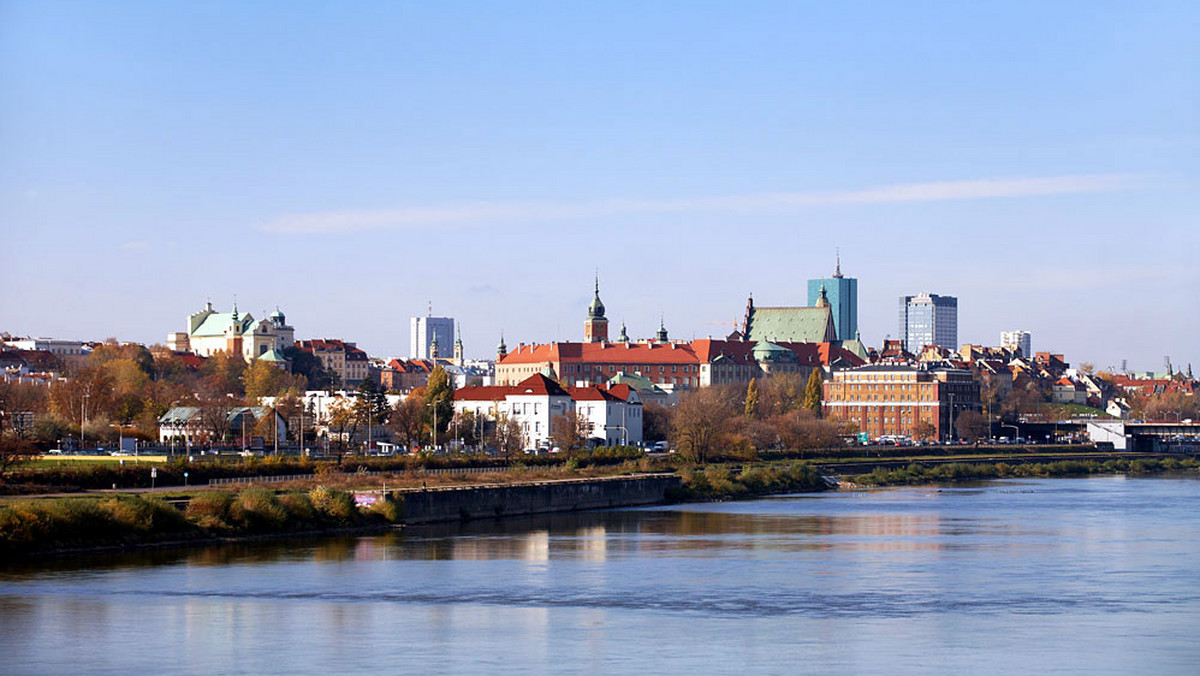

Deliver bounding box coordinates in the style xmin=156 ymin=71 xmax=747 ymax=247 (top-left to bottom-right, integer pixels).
xmin=410 ymin=315 xmax=455 ymax=360
xmin=807 ymin=258 xmax=857 ymax=341
xmin=899 ymin=293 xmax=957 ymax=351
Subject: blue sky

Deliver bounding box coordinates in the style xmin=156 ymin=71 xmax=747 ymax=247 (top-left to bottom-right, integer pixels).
xmin=2 ymin=1 xmax=1197 ymax=371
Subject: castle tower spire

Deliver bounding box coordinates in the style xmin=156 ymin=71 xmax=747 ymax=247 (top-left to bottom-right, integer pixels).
xmin=453 ymin=323 xmax=464 ymax=366
xmin=584 ymin=275 xmax=609 ymax=342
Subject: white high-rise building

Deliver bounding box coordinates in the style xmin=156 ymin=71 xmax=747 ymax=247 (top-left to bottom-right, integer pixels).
xmin=1000 ymin=330 xmax=1032 ymax=357
xmin=410 ymin=316 xmax=455 ymax=360
xmin=899 ymin=293 xmax=958 ymax=352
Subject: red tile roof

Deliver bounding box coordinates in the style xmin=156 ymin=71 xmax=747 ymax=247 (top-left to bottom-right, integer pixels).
xmin=498 ymin=339 xmax=865 ymax=368
xmin=456 ymin=376 xmax=636 ymax=404
xmin=567 ymin=384 xmax=636 ymax=402
xmin=501 ymin=341 xmax=702 ymax=365
xmin=454 ymin=385 xmax=515 ymax=402
xmin=387 ymin=358 xmax=435 ymax=373
xmin=512 ymin=373 xmax=569 ymax=396
xmin=173 ymin=351 xmax=207 ymax=370
xmin=297 ymin=339 xmax=367 ymax=358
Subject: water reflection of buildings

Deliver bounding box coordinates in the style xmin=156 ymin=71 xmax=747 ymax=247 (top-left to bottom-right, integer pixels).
xmin=654 ymin=510 xmax=952 ymax=553
xmin=442 ymin=525 xmax=610 ymax=561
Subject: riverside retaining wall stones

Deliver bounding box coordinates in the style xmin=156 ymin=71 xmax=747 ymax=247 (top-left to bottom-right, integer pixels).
xmin=395 ymin=474 xmax=681 ymax=524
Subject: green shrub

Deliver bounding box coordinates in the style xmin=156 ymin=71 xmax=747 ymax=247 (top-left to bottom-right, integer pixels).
xmin=98 ymin=495 xmax=192 ymax=536
xmin=278 ymin=492 xmax=317 ymax=523
xmin=231 ymin=488 xmax=288 ymax=532
xmin=367 ymin=493 xmax=403 ymax=522
xmin=309 ymin=485 xmax=357 ymax=522
xmin=186 ymin=491 xmax=235 ymax=529
xmin=0 ymin=494 xmax=197 ymax=554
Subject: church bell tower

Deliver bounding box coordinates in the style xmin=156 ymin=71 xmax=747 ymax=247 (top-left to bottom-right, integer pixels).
xmin=584 ymin=276 xmax=609 ymax=343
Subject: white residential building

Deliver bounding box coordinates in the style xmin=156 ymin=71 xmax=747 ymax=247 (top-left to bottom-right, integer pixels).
xmin=158 ymin=406 xmax=287 ymax=446
xmin=1000 ymin=330 xmax=1032 ymax=358
xmin=2 ymin=337 xmax=89 ymax=369
xmin=454 ymin=374 xmax=643 ymax=450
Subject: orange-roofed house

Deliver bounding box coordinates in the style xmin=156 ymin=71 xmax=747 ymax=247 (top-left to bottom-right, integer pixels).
xmin=455 ymin=374 xmax=643 ymax=450
xmin=1052 ymin=377 xmax=1087 ymax=405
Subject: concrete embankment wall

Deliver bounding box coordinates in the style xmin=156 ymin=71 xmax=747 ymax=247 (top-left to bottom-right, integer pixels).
xmin=395 ymin=474 xmax=680 ymax=524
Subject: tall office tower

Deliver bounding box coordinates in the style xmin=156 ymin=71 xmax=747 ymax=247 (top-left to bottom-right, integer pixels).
xmin=899 ymin=293 xmax=958 ymax=352
xmin=1000 ymin=330 xmax=1032 ymax=357
xmin=410 ymin=315 xmax=455 ymax=360
xmin=807 ymin=253 xmax=858 ymax=341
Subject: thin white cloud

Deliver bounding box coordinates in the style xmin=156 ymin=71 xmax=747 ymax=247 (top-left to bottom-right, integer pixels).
xmin=120 ymin=241 xmax=150 ymax=251
xmin=259 ymin=173 xmax=1140 ymax=235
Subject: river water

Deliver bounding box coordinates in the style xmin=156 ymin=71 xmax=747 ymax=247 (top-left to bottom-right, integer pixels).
xmin=2 ymin=476 xmax=1199 ymax=675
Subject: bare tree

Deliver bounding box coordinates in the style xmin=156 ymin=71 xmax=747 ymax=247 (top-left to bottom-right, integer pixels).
xmin=0 ymin=435 xmax=38 ymax=478
xmin=197 ymin=386 xmax=238 ymax=446
xmin=671 ymin=387 xmax=737 ymax=463
xmin=388 ymin=391 xmax=426 ymax=451
xmin=642 ymin=402 xmax=673 ymax=443
xmin=551 ymin=410 xmax=590 ymax=453
xmin=954 ymin=410 xmax=989 ymax=442
xmin=491 ymin=414 xmax=525 ymax=462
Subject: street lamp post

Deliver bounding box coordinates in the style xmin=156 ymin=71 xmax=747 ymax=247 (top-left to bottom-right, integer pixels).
xmin=948 ymin=392 xmax=956 ymax=444
xmin=1001 ymin=423 xmax=1019 ymax=441
xmin=427 ymin=402 xmax=438 ymax=451
xmin=81 ymin=393 xmax=90 ymax=451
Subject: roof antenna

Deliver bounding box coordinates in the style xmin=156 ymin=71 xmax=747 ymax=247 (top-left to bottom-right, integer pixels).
xmin=833 ymin=247 xmax=843 ymax=279
xmin=427 ymin=300 xmax=432 ymax=317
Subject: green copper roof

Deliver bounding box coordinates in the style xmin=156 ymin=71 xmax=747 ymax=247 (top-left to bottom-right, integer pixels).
xmin=607 ymin=372 xmax=666 ymax=394
xmin=259 ymin=348 xmax=287 ymax=362
xmin=745 ymin=306 xmax=835 ymax=344
xmin=192 ymin=312 xmax=255 ymax=337
xmin=833 ymin=337 xmax=869 ymax=361
xmin=752 ymin=340 xmax=794 ymax=361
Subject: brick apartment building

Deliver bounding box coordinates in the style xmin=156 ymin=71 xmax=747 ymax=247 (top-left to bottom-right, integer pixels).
xmin=823 ymin=364 xmax=981 ymax=441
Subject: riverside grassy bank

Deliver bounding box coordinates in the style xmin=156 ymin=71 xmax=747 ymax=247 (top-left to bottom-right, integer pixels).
xmin=848 ymin=456 xmax=1200 ymax=487
xmin=0 ymin=485 xmax=404 ymax=558
xmin=5 ymin=451 xmax=1198 ymax=558
xmin=0 ymin=473 xmax=680 ymax=558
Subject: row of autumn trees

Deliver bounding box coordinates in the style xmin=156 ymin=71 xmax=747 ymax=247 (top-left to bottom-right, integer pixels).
xmin=668 ymin=370 xmax=843 ymax=463
xmin=0 ymin=336 xmax=483 ymax=453
xmin=0 ymin=339 xmax=349 ymax=448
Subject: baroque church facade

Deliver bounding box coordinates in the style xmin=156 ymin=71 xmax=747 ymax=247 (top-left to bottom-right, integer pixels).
xmin=167 ymin=302 xmax=295 ymax=362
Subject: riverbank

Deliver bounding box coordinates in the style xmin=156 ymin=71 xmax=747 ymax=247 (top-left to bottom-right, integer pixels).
xmin=667 ymin=461 xmax=831 ymax=502
xmin=6 ymin=455 xmax=1197 ymax=559
xmin=848 ymin=456 xmax=1200 ymax=487
xmin=0 ymin=486 xmax=401 ymax=558
xmin=0 ymin=474 xmax=681 ymax=558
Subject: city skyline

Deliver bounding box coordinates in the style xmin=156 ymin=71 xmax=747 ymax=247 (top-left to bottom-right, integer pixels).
xmin=2 ymin=1 xmax=1197 ymax=371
